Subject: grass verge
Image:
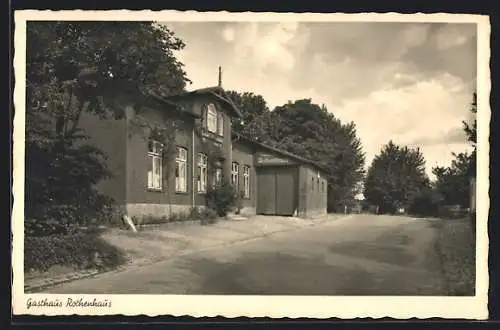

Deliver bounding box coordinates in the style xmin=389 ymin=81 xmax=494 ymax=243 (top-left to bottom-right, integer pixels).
xmin=435 ymin=217 xmax=476 ymax=296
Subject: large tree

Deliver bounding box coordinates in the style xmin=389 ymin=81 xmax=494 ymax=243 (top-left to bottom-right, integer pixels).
xmin=431 ymin=91 xmax=477 ymax=208
xmin=364 ymin=141 xmax=430 ymax=214
xmin=225 ymin=91 xmax=276 ymax=141
xmin=432 ymin=152 xmax=474 ymax=208
xmin=262 ymin=99 xmax=365 ymax=210
xmin=25 ymin=21 xmax=189 ymax=232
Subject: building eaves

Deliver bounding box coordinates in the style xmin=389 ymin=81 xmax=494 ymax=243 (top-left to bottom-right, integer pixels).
xmin=164 ymin=86 xmax=243 ymax=118
xmin=232 ymin=132 xmax=329 ymax=174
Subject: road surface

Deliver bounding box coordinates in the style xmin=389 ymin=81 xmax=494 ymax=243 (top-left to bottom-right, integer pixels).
xmin=46 ymin=214 xmax=446 ymax=295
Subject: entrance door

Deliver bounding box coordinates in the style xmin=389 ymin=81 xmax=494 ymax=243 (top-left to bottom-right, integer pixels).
xmin=257 ymin=167 xmax=297 ymax=216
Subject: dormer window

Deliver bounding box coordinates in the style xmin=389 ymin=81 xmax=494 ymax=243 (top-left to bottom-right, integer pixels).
xmin=203 ymin=103 xmax=223 ymax=136
xmin=206 ymin=104 xmax=217 ymax=133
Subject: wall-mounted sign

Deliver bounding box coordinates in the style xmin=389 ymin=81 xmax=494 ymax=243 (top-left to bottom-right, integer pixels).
xmin=257 ymin=152 xmax=290 ymax=165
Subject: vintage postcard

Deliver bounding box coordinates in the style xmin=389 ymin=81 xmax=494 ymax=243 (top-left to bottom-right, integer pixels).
xmin=12 ymin=10 xmax=490 ymax=319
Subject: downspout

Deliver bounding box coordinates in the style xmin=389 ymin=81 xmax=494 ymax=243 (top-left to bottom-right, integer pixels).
xmin=192 ymin=123 xmax=195 ymax=208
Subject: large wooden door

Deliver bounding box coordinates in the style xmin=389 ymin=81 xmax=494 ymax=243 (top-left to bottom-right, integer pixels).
xmin=275 ymin=168 xmax=296 ymax=215
xmin=257 ymin=167 xmax=296 ymax=216
xmin=257 ymin=168 xmax=276 ymax=215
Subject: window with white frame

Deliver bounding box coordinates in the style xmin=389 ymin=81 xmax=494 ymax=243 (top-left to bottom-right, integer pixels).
xmin=147 ymin=140 xmax=163 ymax=190
xmin=206 ymin=103 xmax=218 ymax=134
xmin=243 ymin=165 xmax=250 ymax=198
xmin=213 ymin=168 xmax=222 ymax=186
xmin=175 ymin=147 xmax=188 ymax=192
xmin=197 ymin=153 xmax=208 ymax=193
xmin=204 ymin=103 xmax=224 ymax=137
xmin=231 ymin=162 xmax=239 ymax=187
xmin=217 ymin=112 xmax=224 ymax=136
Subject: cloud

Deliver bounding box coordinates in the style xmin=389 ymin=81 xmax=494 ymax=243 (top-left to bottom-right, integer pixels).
xmin=435 ymin=24 xmax=476 ymax=50
xmin=408 ymin=127 xmax=469 ymax=147
xmin=163 ymin=21 xmax=476 ymax=176
xmin=227 ymin=22 xmax=303 ymax=73
xmin=222 ymin=26 xmax=235 ymax=42
xmin=333 ymin=73 xmax=474 ymax=176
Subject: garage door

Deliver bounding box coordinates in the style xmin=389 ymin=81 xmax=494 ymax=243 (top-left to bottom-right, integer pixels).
xmin=257 ymin=167 xmax=297 ymax=216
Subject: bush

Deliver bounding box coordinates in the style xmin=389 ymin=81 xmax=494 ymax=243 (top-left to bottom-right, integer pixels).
xmin=408 ymin=188 xmax=441 ymax=217
xmin=438 ymin=205 xmax=468 ymax=219
xmin=25 ymin=193 xmax=117 ymax=237
xmin=200 ymin=208 xmax=218 ymax=226
xmin=24 ymin=232 xmax=126 ymax=273
xmin=204 ymin=182 xmax=239 ymax=217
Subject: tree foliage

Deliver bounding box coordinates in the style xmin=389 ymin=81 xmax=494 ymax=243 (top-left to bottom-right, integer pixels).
xmin=228 ymin=95 xmax=366 ymax=210
xmin=25 ymin=21 xmax=189 ymax=234
xmin=431 ymin=91 xmax=477 ymax=209
xmin=364 ymin=141 xmax=430 ymax=214
xmin=226 ymin=91 xmax=275 ymax=140
xmin=432 ymin=152 xmax=474 ymax=208
xmin=268 ymin=100 xmax=365 ymax=209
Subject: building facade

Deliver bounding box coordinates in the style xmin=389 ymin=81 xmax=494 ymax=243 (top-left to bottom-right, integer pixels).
xmin=79 ymin=84 xmax=328 ymax=221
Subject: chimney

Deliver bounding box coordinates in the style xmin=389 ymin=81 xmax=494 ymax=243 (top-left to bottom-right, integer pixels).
xmin=218 ymin=66 xmax=222 ymax=88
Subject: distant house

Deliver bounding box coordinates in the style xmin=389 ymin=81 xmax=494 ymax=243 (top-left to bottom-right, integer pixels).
xmin=78 ymin=70 xmax=328 ymax=221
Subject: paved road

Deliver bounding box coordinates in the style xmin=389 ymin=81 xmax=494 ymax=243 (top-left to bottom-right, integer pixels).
xmin=47 ymin=214 xmax=446 ymax=295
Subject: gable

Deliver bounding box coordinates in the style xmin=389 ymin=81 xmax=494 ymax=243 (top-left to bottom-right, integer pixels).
xmin=160 ymin=86 xmax=243 ymax=118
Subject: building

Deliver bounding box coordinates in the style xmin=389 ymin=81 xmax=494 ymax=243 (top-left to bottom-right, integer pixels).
xmin=79 ymin=69 xmax=328 ymax=221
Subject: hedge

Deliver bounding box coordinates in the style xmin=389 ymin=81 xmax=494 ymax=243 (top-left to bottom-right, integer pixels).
xmin=25 ymin=232 xmax=126 ymax=273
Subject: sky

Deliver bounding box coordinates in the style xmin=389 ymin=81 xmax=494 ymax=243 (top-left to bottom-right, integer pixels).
xmin=162 ymin=21 xmax=477 ymax=179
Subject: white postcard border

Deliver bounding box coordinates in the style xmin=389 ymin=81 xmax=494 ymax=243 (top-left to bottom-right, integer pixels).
xmin=12 ymin=10 xmax=491 ymax=319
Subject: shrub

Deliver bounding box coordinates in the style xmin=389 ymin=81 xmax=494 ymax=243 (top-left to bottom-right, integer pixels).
xmin=408 ymin=188 xmax=441 ymax=217
xmin=24 ymin=232 xmax=126 ymax=273
xmin=200 ymin=208 xmax=218 ymax=226
xmin=438 ymin=205 xmax=468 ymax=219
xmin=24 ymin=193 xmax=117 ymax=237
xmin=204 ymin=182 xmax=239 ymax=217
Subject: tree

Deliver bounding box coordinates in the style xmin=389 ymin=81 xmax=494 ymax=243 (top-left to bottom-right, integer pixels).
xmin=432 ymin=152 xmax=474 ymax=208
xmin=364 ymin=141 xmax=430 ymax=214
xmin=225 ymin=91 xmax=274 ymax=139
xmin=431 ymin=91 xmax=477 ymax=208
xmin=463 ymin=91 xmax=477 ymax=146
xmin=25 ymin=21 xmax=190 ymax=234
xmin=463 ymin=91 xmax=477 ymax=177
xmin=263 ymin=99 xmax=365 ymax=210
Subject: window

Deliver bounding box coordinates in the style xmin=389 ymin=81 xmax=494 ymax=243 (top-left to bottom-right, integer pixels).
xmin=175 ymin=147 xmax=187 ymax=192
xmin=147 ymin=140 xmax=163 ymax=190
xmin=217 ymin=112 xmax=224 ymax=136
xmin=231 ymin=162 xmax=239 ymax=187
xmin=311 ymin=177 xmax=314 ymax=191
xmin=197 ymin=153 xmax=208 ymax=193
xmin=243 ymin=165 xmax=250 ymax=198
xmin=204 ymin=103 xmax=224 ymax=137
xmin=213 ymin=168 xmax=223 ymax=186
xmin=206 ymin=103 xmax=218 ymax=134
xmin=317 ymin=178 xmax=320 ymax=192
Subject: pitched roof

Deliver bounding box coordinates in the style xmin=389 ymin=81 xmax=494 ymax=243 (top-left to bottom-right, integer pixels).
xmin=232 ymin=132 xmax=329 ymax=173
xmin=163 ymin=86 xmax=243 ymax=118
xmin=142 ymin=87 xmax=201 ymax=118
